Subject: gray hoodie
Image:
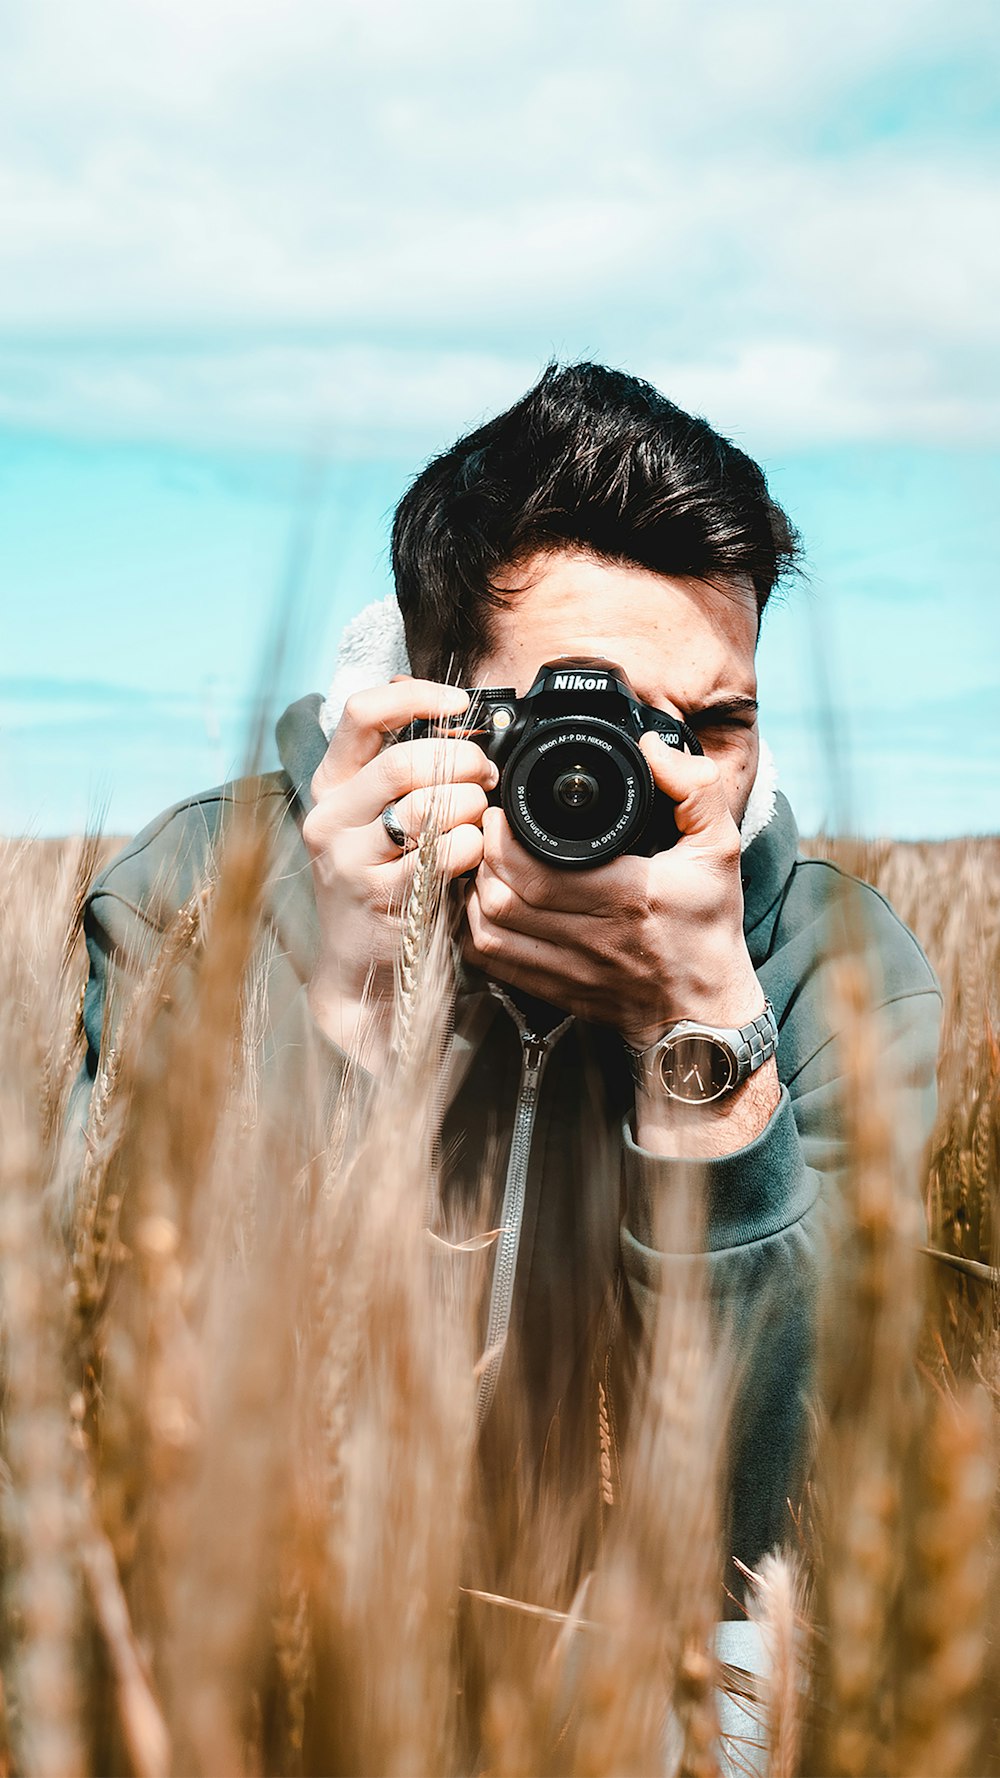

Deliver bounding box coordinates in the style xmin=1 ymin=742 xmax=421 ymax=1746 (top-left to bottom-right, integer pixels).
xmin=77 ymin=695 xmax=942 ymax=1586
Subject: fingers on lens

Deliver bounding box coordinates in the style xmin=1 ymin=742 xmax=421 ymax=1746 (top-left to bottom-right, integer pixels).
xmin=386 ymin=823 xmax=484 ymax=888
xmin=438 ymin=825 xmax=485 ymax=877
xmin=377 ymin=737 xmax=498 ymax=799
xmin=322 ymin=682 xmax=471 ymax=783
xmin=341 ymin=680 xmax=468 ymax=735
xmin=393 ymin=782 xmax=489 ymax=835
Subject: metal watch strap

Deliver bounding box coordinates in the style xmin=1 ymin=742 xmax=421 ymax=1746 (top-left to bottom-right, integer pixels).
xmin=626 ymin=1000 xmax=778 ymax=1098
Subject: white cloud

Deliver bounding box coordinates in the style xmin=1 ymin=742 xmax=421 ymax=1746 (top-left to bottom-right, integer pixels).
xmin=0 ymin=339 xmax=539 ymax=454
xmin=0 ymin=0 xmax=997 ymax=449
xmin=648 ymin=340 xmax=1000 ymax=449
xmin=5 ymin=331 xmax=995 ymax=460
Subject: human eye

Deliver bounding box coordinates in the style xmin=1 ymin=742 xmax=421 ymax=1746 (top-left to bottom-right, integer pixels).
xmin=690 ymin=705 xmax=758 ymax=737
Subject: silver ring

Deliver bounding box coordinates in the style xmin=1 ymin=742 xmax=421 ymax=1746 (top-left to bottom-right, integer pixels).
xmin=381 ymin=801 xmax=412 ymax=854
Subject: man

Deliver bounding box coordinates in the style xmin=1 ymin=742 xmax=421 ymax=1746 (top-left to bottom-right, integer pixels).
xmin=79 ymin=362 xmax=941 ymax=1583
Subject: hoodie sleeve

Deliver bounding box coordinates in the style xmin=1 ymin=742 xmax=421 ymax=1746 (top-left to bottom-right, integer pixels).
xmin=619 ymin=980 xmax=942 ymax=1312
xmin=617 ymin=973 xmax=941 ymax=1575
xmin=68 ymin=876 xmax=375 ymax=1210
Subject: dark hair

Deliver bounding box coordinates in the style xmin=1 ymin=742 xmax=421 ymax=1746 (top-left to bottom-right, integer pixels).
xmin=391 ymin=361 xmax=800 ymax=677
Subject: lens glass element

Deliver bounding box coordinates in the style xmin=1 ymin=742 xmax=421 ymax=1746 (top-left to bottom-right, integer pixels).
xmin=552 ymin=768 xmax=600 ymax=812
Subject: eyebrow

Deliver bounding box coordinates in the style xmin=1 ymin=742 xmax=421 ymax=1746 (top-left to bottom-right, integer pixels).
xmin=685 ymin=695 xmax=759 ymax=727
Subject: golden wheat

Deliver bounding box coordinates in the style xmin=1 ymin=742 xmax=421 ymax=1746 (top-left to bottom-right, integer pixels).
xmin=0 ymin=828 xmax=995 ymax=1776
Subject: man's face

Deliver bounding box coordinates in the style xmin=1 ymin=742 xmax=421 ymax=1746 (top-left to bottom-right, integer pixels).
xmin=473 ymin=549 xmax=761 ymax=828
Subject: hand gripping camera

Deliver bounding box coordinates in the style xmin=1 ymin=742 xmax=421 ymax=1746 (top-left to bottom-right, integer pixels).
xmin=411 ymin=657 xmax=703 ymax=870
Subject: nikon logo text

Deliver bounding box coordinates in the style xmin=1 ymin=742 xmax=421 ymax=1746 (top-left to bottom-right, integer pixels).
xmin=551 ymin=673 xmax=609 ymax=692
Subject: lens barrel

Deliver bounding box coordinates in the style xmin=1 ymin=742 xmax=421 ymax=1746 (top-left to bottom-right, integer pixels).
xmin=500 ymin=718 xmax=654 ymax=867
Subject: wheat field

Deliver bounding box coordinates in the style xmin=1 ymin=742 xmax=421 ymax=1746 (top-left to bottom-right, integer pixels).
xmin=0 ymin=824 xmax=997 ymax=1777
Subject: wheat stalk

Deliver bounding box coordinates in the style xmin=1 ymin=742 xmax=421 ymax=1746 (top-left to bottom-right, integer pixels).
xmin=745 ymin=1550 xmax=806 ymax=1778
xmin=895 ymin=1383 xmax=995 ymax=1778
xmin=0 ymin=814 xmax=996 ymax=1775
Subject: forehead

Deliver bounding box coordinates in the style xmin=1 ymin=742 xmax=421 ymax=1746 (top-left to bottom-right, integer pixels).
xmin=487 ymin=550 xmax=758 ymax=705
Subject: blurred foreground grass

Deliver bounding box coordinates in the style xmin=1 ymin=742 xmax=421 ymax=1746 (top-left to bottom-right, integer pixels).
xmin=0 ymin=826 xmax=996 ymax=1778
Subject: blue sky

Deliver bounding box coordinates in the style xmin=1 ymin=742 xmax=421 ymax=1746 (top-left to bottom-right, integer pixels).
xmin=1 ymin=0 xmax=998 ymax=837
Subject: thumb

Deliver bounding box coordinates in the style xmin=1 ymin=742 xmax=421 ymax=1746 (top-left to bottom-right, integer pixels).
xmin=640 ymin=732 xmax=735 ymax=846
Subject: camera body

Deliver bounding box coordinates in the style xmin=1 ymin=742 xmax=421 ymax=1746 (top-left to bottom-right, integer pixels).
xmin=410 ymin=657 xmax=703 ymax=870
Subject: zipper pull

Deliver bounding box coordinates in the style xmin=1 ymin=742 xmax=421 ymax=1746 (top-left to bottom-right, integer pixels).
xmin=522 ymin=1035 xmax=546 ymax=1078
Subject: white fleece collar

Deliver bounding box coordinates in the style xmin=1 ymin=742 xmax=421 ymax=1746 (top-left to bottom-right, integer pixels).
xmin=320 ymin=595 xmax=777 ymax=852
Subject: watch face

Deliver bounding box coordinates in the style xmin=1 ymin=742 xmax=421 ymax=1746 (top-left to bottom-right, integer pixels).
xmin=658 ymin=1033 xmax=739 ymax=1103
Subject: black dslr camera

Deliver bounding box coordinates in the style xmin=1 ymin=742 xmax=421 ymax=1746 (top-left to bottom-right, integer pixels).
xmin=411 ymin=657 xmax=702 ymax=870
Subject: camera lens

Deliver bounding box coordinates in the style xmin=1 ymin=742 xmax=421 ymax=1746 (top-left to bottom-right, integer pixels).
xmin=501 ymin=719 xmax=653 ymax=867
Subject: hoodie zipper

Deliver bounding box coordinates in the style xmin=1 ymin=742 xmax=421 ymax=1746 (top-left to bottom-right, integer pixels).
xmin=476 ymin=990 xmax=571 ymax=1427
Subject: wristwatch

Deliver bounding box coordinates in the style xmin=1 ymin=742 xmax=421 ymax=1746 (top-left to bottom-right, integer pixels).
xmin=625 ymin=1002 xmax=778 ymax=1104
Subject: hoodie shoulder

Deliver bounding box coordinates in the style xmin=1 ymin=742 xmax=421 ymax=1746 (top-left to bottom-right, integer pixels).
xmin=780 ymin=853 xmax=940 ymax=1006
xmin=87 ymin=769 xmax=293 ymax=934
